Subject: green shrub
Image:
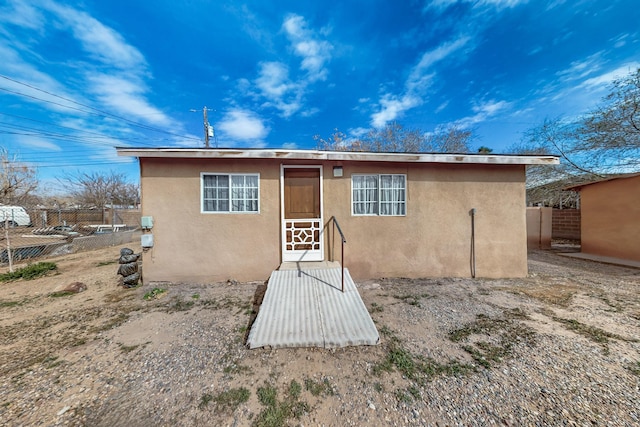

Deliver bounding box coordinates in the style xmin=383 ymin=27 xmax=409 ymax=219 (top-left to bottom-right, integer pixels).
xmin=143 ymin=287 xmax=167 ymax=300
xmin=0 ymin=262 xmax=57 ymax=282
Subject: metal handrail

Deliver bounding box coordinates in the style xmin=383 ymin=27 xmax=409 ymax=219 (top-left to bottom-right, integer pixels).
xmin=329 ymin=216 xmax=347 ymax=292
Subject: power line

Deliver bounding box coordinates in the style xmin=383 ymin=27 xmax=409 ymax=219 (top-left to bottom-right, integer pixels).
xmin=0 ymin=74 xmax=201 ymax=142
xmin=0 ymin=155 xmax=137 ymax=168
xmin=0 ymin=112 xmax=161 ymax=146
xmin=0 ymin=122 xmax=176 ymax=147
xmin=34 ymin=161 xmax=138 ymax=168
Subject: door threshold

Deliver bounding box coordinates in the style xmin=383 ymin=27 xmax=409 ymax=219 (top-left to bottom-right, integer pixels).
xmin=278 ymin=261 xmax=341 ymax=271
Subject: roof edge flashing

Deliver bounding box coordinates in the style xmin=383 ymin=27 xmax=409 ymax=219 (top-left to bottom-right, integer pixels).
xmin=115 ymin=147 xmax=560 ymax=165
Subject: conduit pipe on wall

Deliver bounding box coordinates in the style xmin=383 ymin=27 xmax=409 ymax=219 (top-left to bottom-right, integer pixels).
xmin=470 ymin=208 xmax=476 ymax=278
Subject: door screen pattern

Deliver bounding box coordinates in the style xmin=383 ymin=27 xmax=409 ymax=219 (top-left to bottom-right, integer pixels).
xmin=284 ymin=219 xmax=321 ymax=251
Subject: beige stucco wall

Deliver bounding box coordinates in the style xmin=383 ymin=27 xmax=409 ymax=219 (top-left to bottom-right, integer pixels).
xmin=140 ymin=158 xmax=281 ymax=283
xmin=580 ymin=175 xmax=640 ymax=262
xmin=526 ymin=207 xmax=552 ymax=250
xmin=139 ymin=158 xmax=528 ymax=283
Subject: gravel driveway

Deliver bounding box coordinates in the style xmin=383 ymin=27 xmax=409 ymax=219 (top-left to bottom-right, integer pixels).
xmin=1 ymin=246 xmax=639 ymax=426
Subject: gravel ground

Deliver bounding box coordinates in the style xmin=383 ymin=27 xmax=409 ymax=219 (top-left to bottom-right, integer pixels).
xmin=0 ymin=245 xmax=639 ymax=426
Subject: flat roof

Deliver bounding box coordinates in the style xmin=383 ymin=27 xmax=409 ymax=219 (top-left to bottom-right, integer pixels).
xmin=564 ymin=172 xmax=640 ymax=190
xmin=116 ymin=147 xmax=560 ymax=165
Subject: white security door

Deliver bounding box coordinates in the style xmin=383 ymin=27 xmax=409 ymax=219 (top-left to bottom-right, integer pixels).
xmin=281 ymin=166 xmax=324 ymax=262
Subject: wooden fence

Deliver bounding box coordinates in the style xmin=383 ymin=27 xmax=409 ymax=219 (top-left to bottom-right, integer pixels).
xmin=28 ymin=208 xmax=141 ymax=228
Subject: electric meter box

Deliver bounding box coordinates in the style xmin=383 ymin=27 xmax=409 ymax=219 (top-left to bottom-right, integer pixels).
xmin=141 ymin=234 xmax=154 ymax=248
xmin=141 ymin=216 xmax=154 ymax=229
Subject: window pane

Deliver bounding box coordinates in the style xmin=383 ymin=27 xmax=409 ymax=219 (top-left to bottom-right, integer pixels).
xmin=379 ymin=174 xmax=405 ymax=216
xmin=352 ymin=175 xmax=378 ymax=215
xmin=217 ymin=199 xmax=229 ymax=212
xmin=230 ymin=174 xmax=259 ymax=212
xmin=203 ymin=174 xmax=258 ymax=213
xmin=218 ymin=187 xmax=229 ymax=201
xmin=203 ymin=174 xmax=229 ymax=212
xmin=246 ymin=175 xmax=258 ymax=187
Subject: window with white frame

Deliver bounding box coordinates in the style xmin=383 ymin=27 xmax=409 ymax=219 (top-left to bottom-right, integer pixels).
xmin=352 ymin=174 xmax=406 ymax=216
xmin=202 ymin=173 xmax=259 ymax=213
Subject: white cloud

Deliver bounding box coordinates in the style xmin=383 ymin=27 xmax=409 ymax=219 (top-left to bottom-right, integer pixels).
xmin=88 ymin=145 xmax=133 ymax=163
xmin=611 ymin=33 xmax=630 ymax=49
xmin=281 ymin=142 xmax=298 ymax=149
xmin=42 ymin=0 xmax=146 ymax=70
xmin=427 ymin=0 xmax=528 ymax=10
xmin=348 ymin=127 xmax=369 ymax=138
xmin=15 ymin=135 xmax=62 ymax=151
xmin=528 ymin=46 xmax=543 ymax=56
xmin=580 ymin=63 xmax=640 ymax=90
xmin=0 ymin=44 xmax=85 ymax=113
xmin=407 ymin=36 xmax=469 ymax=93
xmin=435 ymin=100 xmax=449 ymax=113
xmin=254 ymin=62 xmax=304 ymax=117
xmin=455 ymin=99 xmax=511 ymax=128
xmin=299 ymin=107 xmax=320 ymax=118
xmin=545 ymin=0 xmax=568 ymax=11
xmin=476 ymin=0 xmax=528 ymax=7
xmin=556 ymin=52 xmax=605 ymax=82
xmin=256 ymin=62 xmax=295 ymax=98
xmin=371 ymin=94 xmax=423 ymax=128
xmin=371 ymin=35 xmax=471 ymax=127
xmin=0 ymin=0 xmax=177 ymax=135
xmin=535 ymin=61 xmax=640 ymax=115
xmin=425 ymin=0 xmax=457 ymax=9
xmin=234 ymin=14 xmax=333 ymax=119
xmin=415 ymin=36 xmax=470 ymax=71
xmin=0 ymin=0 xmax=45 ymax=30
xmin=217 ymin=109 xmax=269 ymax=144
xmin=282 ymin=14 xmax=333 ymax=82
xmin=86 ymin=73 xmax=171 ymax=125
xmin=238 ymin=4 xmax=275 ymax=51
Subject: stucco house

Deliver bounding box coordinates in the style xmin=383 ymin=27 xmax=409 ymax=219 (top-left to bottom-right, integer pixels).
xmin=116 ymin=148 xmax=558 ymax=283
xmin=565 ymin=173 xmax=640 ymax=262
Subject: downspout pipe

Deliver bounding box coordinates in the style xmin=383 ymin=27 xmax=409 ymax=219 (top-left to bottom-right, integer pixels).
xmin=470 ymin=208 xmax=476 ymax=278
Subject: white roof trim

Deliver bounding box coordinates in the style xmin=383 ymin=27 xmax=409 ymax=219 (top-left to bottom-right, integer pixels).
xmin=116 ymin=147 xmax=559 ymax=165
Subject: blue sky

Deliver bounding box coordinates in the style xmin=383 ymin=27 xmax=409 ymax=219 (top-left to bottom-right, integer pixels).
xmin=0 ymin=0 xmax=638 ymax=187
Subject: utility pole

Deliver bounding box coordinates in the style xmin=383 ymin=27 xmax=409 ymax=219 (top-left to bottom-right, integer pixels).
xmin=191 ymin=106 xmax=215 ymax=148
xmin=203 ymin=106 xmax=210 ymax=148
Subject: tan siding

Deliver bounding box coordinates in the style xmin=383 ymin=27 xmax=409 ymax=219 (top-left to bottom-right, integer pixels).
xmin=140 ymin=158 xmax=281 ymax=282
xmin=323 ymin=162 xmax=526 ymax=279
xmin=139 ymin=158 xmax=528 ymax=283
xmin=580 ymin=175 xmax=640 ymax=262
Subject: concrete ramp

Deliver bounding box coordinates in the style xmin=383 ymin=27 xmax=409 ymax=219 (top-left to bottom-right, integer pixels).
xmin=247 ymin=267 xmax=379 ymax=349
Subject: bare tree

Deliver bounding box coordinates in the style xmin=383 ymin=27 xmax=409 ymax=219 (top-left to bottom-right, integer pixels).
xmin=575 ymin=67 xmax=640 ymax=171
xmin=520 ymin=68 xmax=640 ymax=177
xmin=424 ymin=124 xmax=474 ymax=153
xmin=314 ymin=122 xmax=475 ymax=153
xmin=509 ymin=125 xmax=595 ymax=207
xmin=361 ymin=122 xmax=424 ymax=152
xmin=60 ymin=171 xmax=139 ymax=209
xmin=512 ymin=69 xmax=640 ymax=206
xmin=313 ymin=129 xmax=351 ymax=151
xmin=0 ymin=148 xmax=38 ymax=206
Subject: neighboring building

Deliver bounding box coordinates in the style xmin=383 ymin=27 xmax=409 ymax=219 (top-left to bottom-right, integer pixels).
xmin=566 ymin=173 xmax=640 ymax=262
xmin=526 ymin=207 xmax=553 ymax=250
xmin=117 ymin=148 xmax=558 ymax=283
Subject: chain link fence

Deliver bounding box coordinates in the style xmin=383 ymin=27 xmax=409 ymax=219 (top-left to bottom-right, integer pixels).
xmin=1 ymin=207 xmax=141 ymax=268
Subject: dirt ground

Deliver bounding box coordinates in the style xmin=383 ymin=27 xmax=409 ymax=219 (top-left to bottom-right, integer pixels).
xmin=0 ymin=244 xmax=639 ymax=426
